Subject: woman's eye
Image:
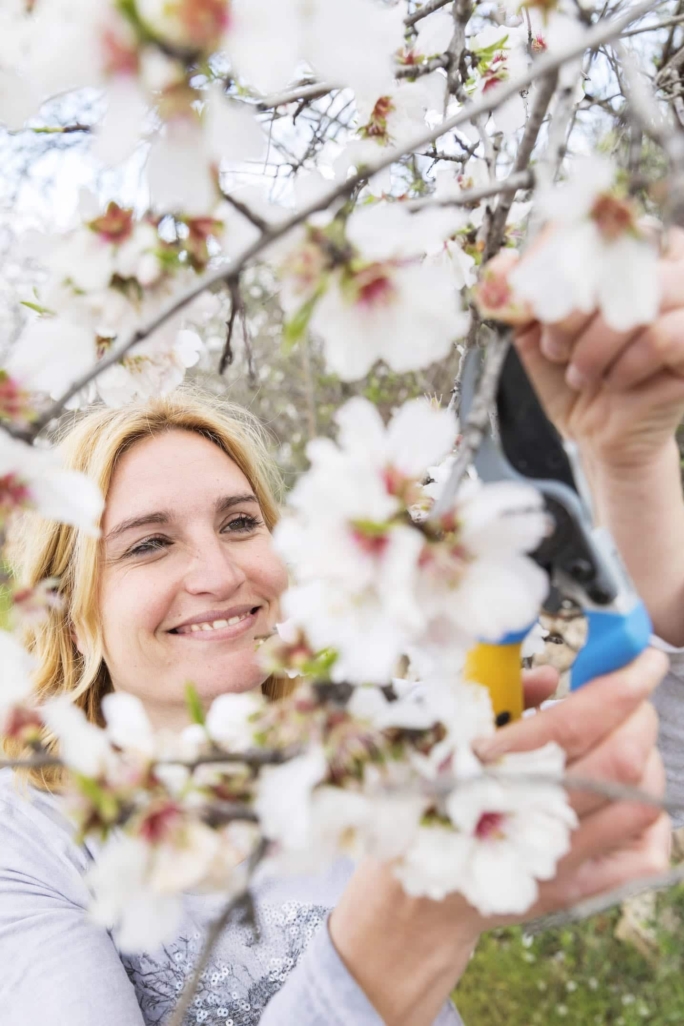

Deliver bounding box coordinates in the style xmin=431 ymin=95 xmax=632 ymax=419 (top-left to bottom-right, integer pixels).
xmin=223 ymin=514 xmax=263 ymax=534
xmin=127 ymin=536 xmax=170 ymax=557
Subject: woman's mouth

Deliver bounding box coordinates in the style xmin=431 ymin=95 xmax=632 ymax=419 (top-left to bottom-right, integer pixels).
xmin=168 ymin=606 xmax=261 ymax=641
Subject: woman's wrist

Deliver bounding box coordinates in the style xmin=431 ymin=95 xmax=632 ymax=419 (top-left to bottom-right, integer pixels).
xmin=579 ymin=437 xmax=684 ymax=646
xmin=329 ymin=859 xmax=480 ymax=1026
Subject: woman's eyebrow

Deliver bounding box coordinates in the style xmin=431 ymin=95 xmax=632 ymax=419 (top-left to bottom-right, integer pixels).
xmin=104 ymin=494 xmax=259 ymax=543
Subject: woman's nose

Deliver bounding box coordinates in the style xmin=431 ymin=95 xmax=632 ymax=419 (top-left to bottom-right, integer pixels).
xmin=182 ymin=535 xmax=248 ymax=597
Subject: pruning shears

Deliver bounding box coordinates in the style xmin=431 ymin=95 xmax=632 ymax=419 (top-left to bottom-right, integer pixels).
xmin=459 ymin=342 xmax=652 ymax=727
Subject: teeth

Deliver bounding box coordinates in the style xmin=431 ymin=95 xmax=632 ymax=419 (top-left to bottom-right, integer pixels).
xmin=178 ymin=613 xmax=252 ymax=634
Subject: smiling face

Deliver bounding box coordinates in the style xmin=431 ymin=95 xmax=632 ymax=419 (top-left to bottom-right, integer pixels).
xmin=98 ymin=429 xmax=288 ymax=729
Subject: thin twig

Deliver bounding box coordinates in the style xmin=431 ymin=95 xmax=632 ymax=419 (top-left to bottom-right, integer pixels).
xmin=407 ymin=169 xmax=534 ymax=210
xmin=622 ymin=11 xmax=684 ymax=38
xmin=405 ymin=0 xmax=453 ymax=28
xmin=167 ymin=839 xmax=268 ymax=1026
xmin=526 ymin=861 xmax=684 ymax=934
xmin=220 ymin=192 xmax=270 ymax=232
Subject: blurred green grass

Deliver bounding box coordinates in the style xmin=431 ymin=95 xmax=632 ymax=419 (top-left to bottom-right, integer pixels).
xmin=455 ymin=886 xmax=684 ymax=1024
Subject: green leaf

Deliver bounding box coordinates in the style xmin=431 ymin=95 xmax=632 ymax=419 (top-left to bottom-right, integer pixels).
xmin=185 ymin=682 xmax=206 ymax=726
xmin=20 ymin=300 xmax=52 ymax=316
xmin=282 ymin=288 xmax=324 ymax=352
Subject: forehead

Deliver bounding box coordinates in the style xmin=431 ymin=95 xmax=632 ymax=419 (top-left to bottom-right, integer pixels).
xmin=103 ymin=430 xmax=253 ymax=530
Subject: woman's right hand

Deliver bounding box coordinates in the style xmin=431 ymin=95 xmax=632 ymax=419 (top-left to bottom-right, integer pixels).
xmin=329 ymin=648 xmax=670 ymax=1026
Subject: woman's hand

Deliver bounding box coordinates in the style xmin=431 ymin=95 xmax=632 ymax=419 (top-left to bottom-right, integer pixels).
xmin=513 ymin=227 xmax=684 ymax=471
xmin=508 ymin=228 xmax=684 ymax=643
xmin=329 ymin=649 xmax=670 ymax=1026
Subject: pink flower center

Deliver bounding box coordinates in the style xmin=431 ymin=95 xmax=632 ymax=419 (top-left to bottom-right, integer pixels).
xmin=478 ymin=271 xmax=513 ymax=311
xmin=353 ymin=264 xmax=397 ymax=309
xmin=100 ymin=26 xmax=139 ymax=77
xmin=89 ymin=202 xmax=135 ymax=244
xmin=359 ymin=95 xmax=396 ymax=143
xmin=531 ymin=34 xmax=547 ymax=53
xmin=351 ymin=527 xmax=390 ymax=557
xmin=590 ymin=193 xmax=636 ymax=242
xmin=0 ymin=473 xmax=31 ymax=518
xmin=139 ymin=802 xmax=182 ymax=843
xmin=475 ymin=811 xmax=506 ymax=840
xmin=176 ymin=0 xmax=231 ymax=49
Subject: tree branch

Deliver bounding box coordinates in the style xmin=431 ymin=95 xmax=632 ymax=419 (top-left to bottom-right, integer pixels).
xmin=405 ymin=0 xmax=454 ymax=28
xmin=408 ymin=169 xmax=534 ymax=210
xmin=484 ymin=72 xmax=559 ymax=261
xmin=431 ymin=328 xmax=511 ymax=518
xmin=526 ymin=861 xmax=684 ymax=934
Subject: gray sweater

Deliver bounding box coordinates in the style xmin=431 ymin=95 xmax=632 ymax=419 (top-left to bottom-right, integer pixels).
xmin=0 ymin=768 xmax=462 ymax=1026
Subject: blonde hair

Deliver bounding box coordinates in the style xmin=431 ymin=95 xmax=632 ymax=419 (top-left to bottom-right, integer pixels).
xmin=5 ymin=387 xmax=295 ymax=790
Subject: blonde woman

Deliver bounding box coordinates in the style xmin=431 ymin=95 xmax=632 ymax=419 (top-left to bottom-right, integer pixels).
xmin=0 ymin=391 xmax=670 ymax=1026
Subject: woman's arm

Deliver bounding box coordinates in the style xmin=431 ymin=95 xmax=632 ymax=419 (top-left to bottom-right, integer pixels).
xmin=0 ymin=792 xmax=146 ymax=1026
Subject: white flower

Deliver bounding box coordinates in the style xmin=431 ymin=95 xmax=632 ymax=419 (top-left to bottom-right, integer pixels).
xmin=509 ymin=156 xmax=660 ymax=331
xmin=0 ymin=630 xmax=35 ymax=710
xmin=345 ymin=203 xmax=464 ymax=264
xmin=418 ymin=479 xmax=549 ymax=645
xmin=355 ymin=74 xmax=446 ymax=148
xmin=95 ymin=329 xmax=204 ymax=407
xmin=443 ymin=742 xmax=576 ymax=915
xmin=410 ymin=10 xmax=454 ymax=59
xmin=87 ymin=834 xmax=183 ymax=954
xmin=146 ymin=819 xmax=221 ymax=895
xmin=277 ymin=399 xmax=458 ymax=683
xmin=229 ymin=0 xmax=405 ymax=97
xmin=395 ymin=742 xmax=575 ymax=914
xmin=255 ymin=746 xmax=328 ymax=849
xmin=10 ymin=315 xmax=97 ymax=397
xmin=42 ymin=698 xmax=114 ymax=778
xmin=102 ymin=692 xmax=156 ymax=760
xmin=393 ymin=823 xmax=471 ymax=901
xmin=0 ymin=434 xmax=104 ymax=536
xmin=310 ymin=259 xmax=469 ymax=381
xmin=205 ymin=691 xmax=264 ymax=750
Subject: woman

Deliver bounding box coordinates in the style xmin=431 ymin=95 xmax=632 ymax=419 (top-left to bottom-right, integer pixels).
xmin=0 ymin=391 xmax=671 ymax=1026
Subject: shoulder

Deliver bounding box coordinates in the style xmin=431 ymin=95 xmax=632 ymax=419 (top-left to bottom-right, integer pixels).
xmin=0 ymin=768 xmax=92 ymax=901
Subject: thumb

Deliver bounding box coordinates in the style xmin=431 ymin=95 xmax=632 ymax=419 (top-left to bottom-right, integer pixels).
xmin=514 ymin=323 xmax=575 ymax=428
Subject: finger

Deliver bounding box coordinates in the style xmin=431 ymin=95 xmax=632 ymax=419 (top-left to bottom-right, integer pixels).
xmin=563 ymin=317 xmax=641 ymax=391
xmin=513 ymin=325 xmax=574 ymax=427
xmin=473 ymin=648 xmax=668 ymax=763
xmin=538 ymin=311 xmax=595 ymax=364
xmin=604 ymin=308 xmax=684 ymax=390
xmin=566 ymin=702 xmax=660 ymax=819
xmin=522 ymin=665 xmax=559 ymax=710
xmin=550 ymin=812 xmax=671 ymax=911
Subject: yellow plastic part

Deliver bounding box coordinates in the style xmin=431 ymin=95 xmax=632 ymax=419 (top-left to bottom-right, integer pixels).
xmin=464 ymin=640 xmax=524 ymax=726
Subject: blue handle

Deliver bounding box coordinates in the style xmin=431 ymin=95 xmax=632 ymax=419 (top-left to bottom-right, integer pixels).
xmin=570 ymin=600 xmax=652 ymax=691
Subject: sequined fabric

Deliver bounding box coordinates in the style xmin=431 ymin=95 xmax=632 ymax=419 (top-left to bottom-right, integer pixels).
xmin=124 ymin=899 xmax=329 ymax=1026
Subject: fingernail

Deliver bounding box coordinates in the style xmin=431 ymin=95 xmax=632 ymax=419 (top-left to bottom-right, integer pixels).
xmin=540 ymin=337 xmax=568 ymax=361
xmin=565 ymin=365 xmax=586 ymax=391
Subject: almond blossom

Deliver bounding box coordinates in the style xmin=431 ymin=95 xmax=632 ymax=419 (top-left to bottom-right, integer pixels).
xmin=0 ymin=434 xmax=104 ymax=535
xmin=394 ymin=742 xmax=576 ymax=912
xmin=509 ymin=156 xmax=660 ymax=331
xmin=279 ymin=203 xmax=471 ymax=381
